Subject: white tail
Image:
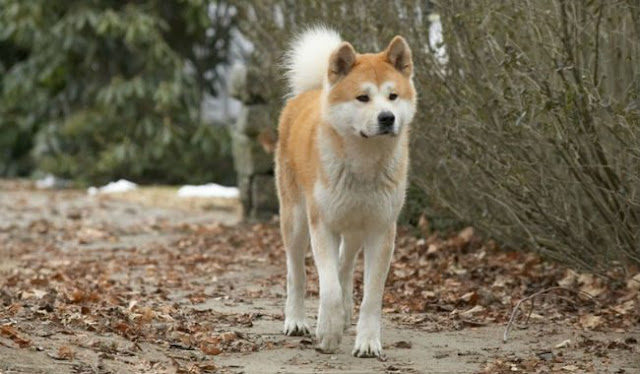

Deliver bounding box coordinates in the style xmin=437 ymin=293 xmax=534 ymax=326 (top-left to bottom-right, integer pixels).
xmin=284 ymin=26 xmax=342 ymax=97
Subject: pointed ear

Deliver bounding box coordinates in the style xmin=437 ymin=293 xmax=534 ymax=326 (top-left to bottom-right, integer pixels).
xmin=328 ymin=42 xmax=356 ymax=84
xmin=385 ymin=36 xmax=413 ymax=77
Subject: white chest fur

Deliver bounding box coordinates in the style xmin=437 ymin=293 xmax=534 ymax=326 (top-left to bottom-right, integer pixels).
xmin=313 ymin=132 xmax=407 ymax=233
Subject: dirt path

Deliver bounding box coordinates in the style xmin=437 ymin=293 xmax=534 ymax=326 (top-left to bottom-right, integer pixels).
xmin=1 ymin=181 xmax=638 ymax=373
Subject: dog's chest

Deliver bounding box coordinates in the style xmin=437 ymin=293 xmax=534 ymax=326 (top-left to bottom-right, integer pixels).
xmin=314 ymin=160 xmax=405 ymax=231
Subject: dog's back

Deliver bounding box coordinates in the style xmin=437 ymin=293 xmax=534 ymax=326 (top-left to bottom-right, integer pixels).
xmin=276 ymin=27 xmax=341 ymax=200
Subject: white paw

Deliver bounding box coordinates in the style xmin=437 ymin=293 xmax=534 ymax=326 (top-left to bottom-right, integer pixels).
xmin=315 ymin=302 xmax=345 ymax=353
xmin=283 ymin=318 xmax=310 ymax=336
xmin=352 ymin=331 xmax=382 ymax=358
xmin=315 ymin=332 xmax=342 ymax=353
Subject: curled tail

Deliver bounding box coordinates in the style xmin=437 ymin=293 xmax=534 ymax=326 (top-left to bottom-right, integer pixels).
xmin=284 ymin=26 xmax=342 ymax=97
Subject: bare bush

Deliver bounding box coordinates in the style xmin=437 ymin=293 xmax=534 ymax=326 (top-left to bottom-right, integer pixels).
xmin=415 ymin=1 xmax=640 ymax=274
xmin=232 ymin=0 xmax=640 ymax=274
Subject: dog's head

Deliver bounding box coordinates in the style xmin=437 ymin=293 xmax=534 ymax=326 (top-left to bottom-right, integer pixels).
xmin=323 ymin=36 xmax=416 ymax=139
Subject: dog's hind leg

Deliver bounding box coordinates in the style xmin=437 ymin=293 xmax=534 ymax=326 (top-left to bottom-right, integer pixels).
xmin=281 ymin=201 xmax=311 ymax=336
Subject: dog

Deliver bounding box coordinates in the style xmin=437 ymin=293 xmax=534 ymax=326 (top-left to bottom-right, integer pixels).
xmin=275 ymin=26 xmax=416 ymax=358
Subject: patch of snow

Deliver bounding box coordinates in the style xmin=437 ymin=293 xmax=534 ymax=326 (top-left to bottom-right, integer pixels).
xmin=177 ymin=183 xmax=239 ymax=199
xmin=36 ymin=174 xmax=56 ymax=189
xmin=36 ymin=174 xmax=70 ymax=189
xmin=88 ymin=179 xmax=138 ymax=196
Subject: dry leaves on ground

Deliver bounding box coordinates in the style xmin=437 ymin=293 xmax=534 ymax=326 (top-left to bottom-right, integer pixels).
xmin=1 ymin=182 xmax=639 ymax=373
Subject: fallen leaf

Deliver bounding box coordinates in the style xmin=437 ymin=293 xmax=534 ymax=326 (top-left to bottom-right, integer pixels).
xmin=32 ymin=289 xmax=48 ymax=299
xmin=579 ymin=314 xmax=603 ymax=329
xmin=67 ymin=289 xmax=85 ymax=303
xmin=578 ymin=273 xmax=606 ymax=297
xmin=426 ymin=244 xmax=439 ymax=255
xmin=77 ymin=227 xmax=109 ymax=244
xmin=220 ymin=331 xmax=237 ymax=342
xmin=195 ymin=362 xmax=218 ymax=373
xmin=459 ymin=291 xmax=479 ymax=305
xmin=58 ymin=345 xmax=74 ymax=360
xmin=458 ymin=227 xmax=474 ymax=243
xmin=200 ymin=341 xmax=222 ymax=355
xmin=0 ymin=324 xmax=31 ymax=348
xmin=562 ymin=364 xmax=578 ymax=371
xmin=627 ymin=273 xmax=640 ymax=292
xmin=611 ymin=300 xmax=635 ymax=315
xmin=392 ymin=341 xmax=412 ymax=349
xmin=555 ymin=339 xmax=572 ymax=349
xmin=48 ymin=345 xmax=74 ymax=360
xmin=460 ymin=305 xmax=485 ymax=316
xmin=421 ymin=290 xmax=436 ymax=298
xmin=557 ymin=269 xmax=578 ymax=288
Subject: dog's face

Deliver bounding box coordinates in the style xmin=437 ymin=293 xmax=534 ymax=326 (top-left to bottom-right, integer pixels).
xmin=323 ymin=37 xmax=416 ymax=139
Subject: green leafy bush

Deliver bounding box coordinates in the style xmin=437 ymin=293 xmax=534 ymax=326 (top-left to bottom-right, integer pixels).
xmin=0 ymin=0 xmax=235 ymax=185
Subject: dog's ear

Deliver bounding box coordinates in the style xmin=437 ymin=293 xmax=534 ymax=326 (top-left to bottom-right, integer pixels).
xmin=328 ymin=42 xmax=356 ymax=84
xmin=385 ymin=36 xmax=413 ymax=77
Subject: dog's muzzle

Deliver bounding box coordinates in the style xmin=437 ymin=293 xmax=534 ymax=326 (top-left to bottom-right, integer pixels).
xmin=377 ymin=111 xmax=396 ymax=135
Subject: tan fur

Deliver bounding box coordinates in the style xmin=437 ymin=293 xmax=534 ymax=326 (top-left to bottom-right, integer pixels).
xmin=276 ymin=33 xmax=416 ymax=357
xmin=277 ymin=54 xmax=414 ymax=201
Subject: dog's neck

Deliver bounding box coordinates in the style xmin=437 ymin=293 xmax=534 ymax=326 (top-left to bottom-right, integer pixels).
xmin=320 ymin=122 xmax=407 ymax=183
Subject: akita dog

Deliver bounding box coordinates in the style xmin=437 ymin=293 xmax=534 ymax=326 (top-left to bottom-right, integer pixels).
xmin=275 ymin=26 xmax=416 ymax=357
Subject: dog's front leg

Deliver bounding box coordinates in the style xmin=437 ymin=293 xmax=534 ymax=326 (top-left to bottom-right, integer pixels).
xmin=353 ymin=225 xmax=395 ymax=358
xmin=309 ymin=214 xmax=344 ymax=353
xmin=339 ymin=234 xmax=362 ymax=330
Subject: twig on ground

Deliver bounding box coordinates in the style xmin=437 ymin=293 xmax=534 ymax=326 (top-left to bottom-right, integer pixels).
xmin=513 ymin=293 xmax=581 ymax=329
xmin=461 ymin=318 xmax=489 ymax=327
xmin=503 ymin=286 xmax=597 ymax=343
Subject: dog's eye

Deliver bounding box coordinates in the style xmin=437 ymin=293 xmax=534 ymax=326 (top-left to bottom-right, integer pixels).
xmin=389 ymin=93 xmax=398 ymax=101
xmin=356 ymin=95 xmax=370 ymax=103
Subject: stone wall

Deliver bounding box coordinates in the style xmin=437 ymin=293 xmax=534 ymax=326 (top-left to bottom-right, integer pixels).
xmin=229 ymin=63 xmax=279 ymax=221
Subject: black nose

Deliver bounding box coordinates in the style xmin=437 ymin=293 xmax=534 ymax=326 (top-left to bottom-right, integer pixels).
xmin=378 ymin=111 xmax=395 ymax=128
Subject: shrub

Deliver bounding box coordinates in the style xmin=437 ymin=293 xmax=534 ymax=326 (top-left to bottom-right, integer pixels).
xmin=0 ymin=0 xmax=236 ymax=185
xmin=413 ymin=1 xmax=640 ymax=273
xmin=230 ymin=1 xmax=640 ymax=273
xmin=34 ymin=120 xmax=234 ymax=186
